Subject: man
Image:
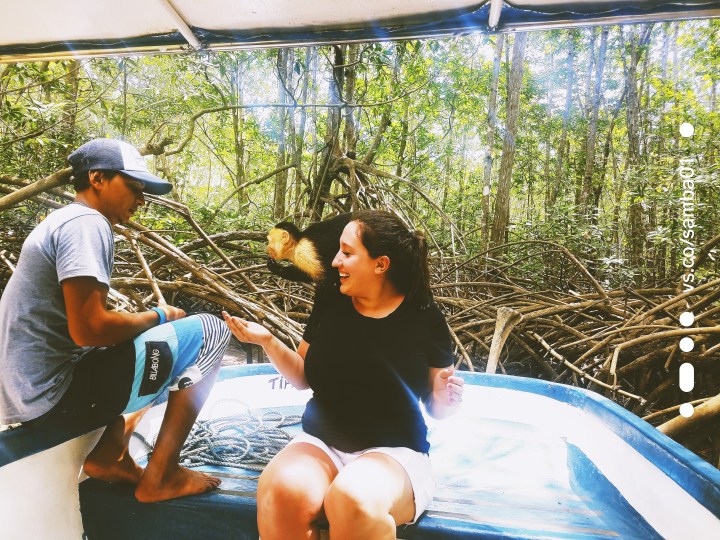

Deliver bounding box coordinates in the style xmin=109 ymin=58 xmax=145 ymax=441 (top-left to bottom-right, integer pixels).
xmin=0 ymin=138 xmax=230 ymax=502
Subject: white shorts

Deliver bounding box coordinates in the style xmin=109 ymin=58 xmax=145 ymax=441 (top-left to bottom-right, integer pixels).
xmin=290 ymin=432 xmax=435 ymax=523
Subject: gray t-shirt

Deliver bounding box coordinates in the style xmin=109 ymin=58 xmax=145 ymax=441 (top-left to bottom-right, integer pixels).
xmin=0 ymin=203 xmax=114 ymax=424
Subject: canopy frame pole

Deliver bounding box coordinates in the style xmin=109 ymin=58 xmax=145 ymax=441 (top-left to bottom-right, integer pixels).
xmin=157 ymin=0 xmax=202 ymax=50
xmin=489 ymin=0 xmax=505 ymax=29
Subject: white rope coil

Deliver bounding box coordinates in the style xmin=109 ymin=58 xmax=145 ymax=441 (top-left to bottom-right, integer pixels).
xmin=133 ymin=401 xmax=301 ymax=471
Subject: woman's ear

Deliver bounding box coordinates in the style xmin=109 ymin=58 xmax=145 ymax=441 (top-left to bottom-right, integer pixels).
xmin=375 ymin=255 xmax=391 ymax=274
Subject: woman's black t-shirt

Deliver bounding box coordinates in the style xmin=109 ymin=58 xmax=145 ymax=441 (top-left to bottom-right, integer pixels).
xmin=302 ymin=294 xmax=454 ymax=453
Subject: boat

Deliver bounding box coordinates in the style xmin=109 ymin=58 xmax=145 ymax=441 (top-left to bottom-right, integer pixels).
xmin=2 ymin=363 xmax=719 ymax=539
xmin=2 ymin=3 xmax=720 ymax=539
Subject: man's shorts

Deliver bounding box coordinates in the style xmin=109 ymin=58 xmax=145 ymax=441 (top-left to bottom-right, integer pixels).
xmin=290 ymin=432 xmax=435 ymax=523
xmin=26 ymin=314 xmax=229 ymax=432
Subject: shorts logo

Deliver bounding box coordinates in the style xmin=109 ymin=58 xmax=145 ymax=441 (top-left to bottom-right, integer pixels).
xmin=177 ymin=377 xmax=194 ymax=389
xmin=139 ymin=341 xmax=172 ymax=396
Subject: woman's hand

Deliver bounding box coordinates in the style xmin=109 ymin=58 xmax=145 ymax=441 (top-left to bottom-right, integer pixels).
xmin=222 ymin=311 xmax=273 ymax=347
xmin=223 ymin=311 xmax=310 ymax=390
xmin=426 ymin=367 xmax=464 ymax=419
xmin=433 ymin=368 xmax=464 ymax=406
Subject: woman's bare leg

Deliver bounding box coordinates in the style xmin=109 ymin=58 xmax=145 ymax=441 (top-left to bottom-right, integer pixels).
xmin=324 ymin=453 xmax=414 ymax=540
xmin=258 ymin=443 xmax=338 ymax=540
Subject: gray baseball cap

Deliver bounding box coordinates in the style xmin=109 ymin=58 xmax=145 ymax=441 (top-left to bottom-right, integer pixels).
xmin=68 ymin=138 xmax=173 ymax=195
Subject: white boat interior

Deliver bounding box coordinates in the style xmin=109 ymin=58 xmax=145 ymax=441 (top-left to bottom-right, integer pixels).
xmin=4 ymin=365 xmax=717 ymax=539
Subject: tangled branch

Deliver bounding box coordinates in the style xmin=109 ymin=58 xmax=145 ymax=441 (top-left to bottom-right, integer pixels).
xmin=1 ymin=171 xmax=718 ymax=468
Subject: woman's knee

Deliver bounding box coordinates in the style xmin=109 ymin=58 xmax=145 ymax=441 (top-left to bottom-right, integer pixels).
xmin=324 ymin=476 xmax=382 ymax=523
xmin=258 ymin=457 xmax=327 ymax=516
xmin=324 ymin=454 xmax=415 ymax=527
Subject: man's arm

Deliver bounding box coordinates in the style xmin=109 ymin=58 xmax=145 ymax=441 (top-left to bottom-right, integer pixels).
xmin=63 ymin=276 xmax=185 ymax=347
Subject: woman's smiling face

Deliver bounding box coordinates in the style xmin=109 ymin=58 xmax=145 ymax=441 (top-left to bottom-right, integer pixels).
xmin=332 ymin=220 xmax=383 ymax=297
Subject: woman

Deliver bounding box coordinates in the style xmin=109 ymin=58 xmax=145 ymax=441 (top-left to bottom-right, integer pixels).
xmin=223 ymin=210 xmax=464 ymax=539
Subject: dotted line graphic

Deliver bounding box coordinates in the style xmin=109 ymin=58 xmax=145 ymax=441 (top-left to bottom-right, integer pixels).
xmin=678 ymin=123 xmax=695 ymax=418
xmin=679 ymin=311 xmax=695 ymax=418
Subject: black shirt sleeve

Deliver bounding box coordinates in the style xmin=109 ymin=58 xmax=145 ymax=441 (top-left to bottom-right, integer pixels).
xmin=424 ymin=302 xmax=455 ymax=368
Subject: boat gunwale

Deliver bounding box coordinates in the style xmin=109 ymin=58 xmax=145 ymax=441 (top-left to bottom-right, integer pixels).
xmin=2 ymin=362 xmax=719 ymax=520
xmin=217 ymin=363 xmax=720 ymax=519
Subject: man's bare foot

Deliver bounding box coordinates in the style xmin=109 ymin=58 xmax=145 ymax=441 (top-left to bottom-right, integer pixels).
xmin=83 ymin=452 xmax=144 ymax=485
xmin=134 ymin=466 xmax=221 ymax=503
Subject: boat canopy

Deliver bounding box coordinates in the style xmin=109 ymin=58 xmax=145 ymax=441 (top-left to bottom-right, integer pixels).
xmin=1 ymin=1 xmax=719 ymax=63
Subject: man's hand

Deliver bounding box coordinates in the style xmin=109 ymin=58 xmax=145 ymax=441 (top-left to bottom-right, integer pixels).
xmin=155 ymin=303 xmax=186 ymax=323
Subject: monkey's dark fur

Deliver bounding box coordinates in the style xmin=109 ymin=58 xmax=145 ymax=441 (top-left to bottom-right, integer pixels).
xmin=266 ymin=213 xmax=352 ymax=285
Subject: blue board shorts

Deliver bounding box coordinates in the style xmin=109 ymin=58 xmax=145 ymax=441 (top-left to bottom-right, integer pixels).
xmin=26 ymin=314 xmax=230 ymax=432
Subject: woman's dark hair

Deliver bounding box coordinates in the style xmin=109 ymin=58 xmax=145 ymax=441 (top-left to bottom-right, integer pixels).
xmin=352 ymin=210 xmax=432 ymax=308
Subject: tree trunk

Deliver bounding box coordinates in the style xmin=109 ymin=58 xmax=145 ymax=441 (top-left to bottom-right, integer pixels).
xmin=308 ymin=45 xmax=344 ymax=219
xmin=548 ymin=33 xmax=576 ymax=209
xmin=441 ymin=108 xmax=455 ymax=212
xmin=343 ymin=44 xmax=359 ymax=156
xmin=574 ymin=30 xmax=596 ymax=207
xmin=656 ymin=23 xmax=670 ymax=158
xmin=364 ymin=42 xmax=403 ymax=167
xmin=273 ymin=49 xmax=290 ymax=219
xmin=481 ymin=34 xmax=504 ymax=252
xmin=595 ymin=86 xmax=626 ymax=231
xmin=343 ymin=44 xmax=360 ymax=210
xmin=231 ymin=58 xmax=247 ymax=208
xmin=458 ymin=130 xmax=469 ymax=228
xmin=62 ymin=60 xmax=81 ymax=146
xmin=309 ymin=47 xmax=320 ymax=192
xmin=671 ymin=23 xmax=680 ymax=152
xmin=395 ymin=101 xmax=409 ymax=178
xmin=291 ymin=47 xmax=313 ymax=217
xmin=622 ymin=25 xmax=653 ymax=272
xmin=579 ymin=28 xmax=609 ymax=219
xmin=543 ymin=53 xmax=554 ymax=220
xmin=490 ymin=32 xmax=527 ymax=248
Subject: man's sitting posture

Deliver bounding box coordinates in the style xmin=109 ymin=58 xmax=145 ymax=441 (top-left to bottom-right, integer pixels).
xmin=0 ymin=138 xmax=230 ymax=502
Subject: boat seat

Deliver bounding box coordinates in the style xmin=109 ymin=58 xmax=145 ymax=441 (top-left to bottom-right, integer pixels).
xmin=0 ymin=424 xmax=104 ymax=540
xmin=0 ymin=422 xmax=89 ymax=467
xmin=79 ymin=472 xmax=460 ymax=540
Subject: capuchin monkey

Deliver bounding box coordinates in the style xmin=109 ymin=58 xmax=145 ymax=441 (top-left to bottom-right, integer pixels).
xmin=266 ymin=213 xmax=352 ymax=285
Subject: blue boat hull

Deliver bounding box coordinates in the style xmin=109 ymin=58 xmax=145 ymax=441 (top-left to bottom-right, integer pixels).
xmin=2 ymin=364 xmax=720 ymax=539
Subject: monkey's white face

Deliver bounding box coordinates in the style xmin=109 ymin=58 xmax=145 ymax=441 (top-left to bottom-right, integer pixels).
xmin=266 ymin=229 xmax=291 ymax=260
